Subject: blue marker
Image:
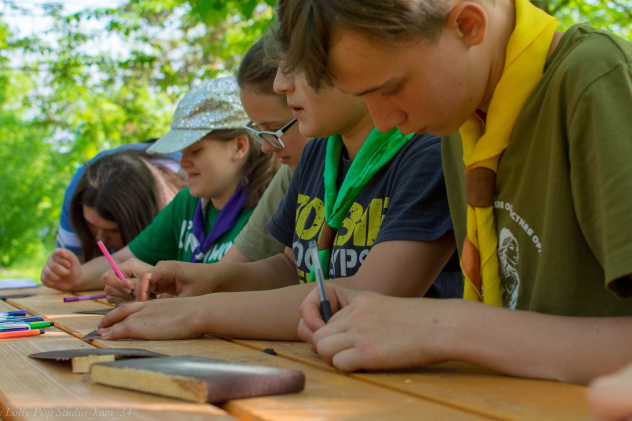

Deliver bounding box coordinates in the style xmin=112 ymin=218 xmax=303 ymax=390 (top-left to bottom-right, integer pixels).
xmin=0 ymin=316 xmax=44 ymax=323
xmin=0 ymin=321 xmax=30 ymax=330
xmin=0 ymin=310 xmax=26 ymax=317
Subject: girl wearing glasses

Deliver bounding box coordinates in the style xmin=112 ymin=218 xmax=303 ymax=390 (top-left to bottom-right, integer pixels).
xmin=101 ymin=39 xmax=311 ymax=302
xmin=96 ymin=33 xmax=462 ymax=340
xmin=219 ymin=38 xmax=311 ymax=264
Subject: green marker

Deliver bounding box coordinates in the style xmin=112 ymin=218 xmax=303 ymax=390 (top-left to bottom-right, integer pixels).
xmin=28 ymin=321 xmax=54 ymax=329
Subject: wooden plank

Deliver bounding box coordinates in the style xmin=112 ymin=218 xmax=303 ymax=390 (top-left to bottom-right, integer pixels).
xmin=353 ymin=363 xmax=590 ymax=421
xmin=9 ymin=289 xmax=585 ymax=420
xmin=0 ymin=285 xmax=59 ymax=299
xmin=232 ymin=339 xmax=591 ymax=421
xmin=230 ymin=339 xmax=333 ymax=371
xmin=66 ymin=289 xmax=114 ymax=307
xmin=0 ymin=301 xmax=234 ymax=421
xmin=86 ymin=337 xmax=492 ymax=421
xmin=7 ymin=292 xmax=110 ymax=339
xmin=7 ymin=293 xmax=494 ymax=419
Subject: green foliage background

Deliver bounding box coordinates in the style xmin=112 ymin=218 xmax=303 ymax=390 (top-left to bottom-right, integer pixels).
xmin=0 ymin=0 xmax=630 ymax=277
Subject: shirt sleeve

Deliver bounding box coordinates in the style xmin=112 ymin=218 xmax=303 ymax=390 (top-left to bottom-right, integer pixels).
xmin=233 ymin=166 xmax=292 ymax=260
xmin=568 ymin=58 xmax=632 ymax=296
xmin=59 ymin=165 xmax=86 ymax=256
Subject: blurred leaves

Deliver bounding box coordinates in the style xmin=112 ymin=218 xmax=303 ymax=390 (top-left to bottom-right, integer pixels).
xmin=533 ymin=0 xmax=631 ymax=39
xmin=0 ymin=0 xmax=630 ymax=268
xmin=0 ymin=0 xmax=274 ymax=268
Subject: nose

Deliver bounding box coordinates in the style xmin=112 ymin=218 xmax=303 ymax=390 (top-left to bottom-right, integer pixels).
xmin=273 ymin=68 xmax=294 ymax=95
xmin=366 ymin=99 xmax=408 ymax=133
xmin=260 ymin=139 xmax=276 ymax=154
xmin=179 ymin=153 xmax=191 ymax=168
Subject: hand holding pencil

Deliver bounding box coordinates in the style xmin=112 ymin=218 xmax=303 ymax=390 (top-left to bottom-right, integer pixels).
xmin=308 ymin=240 xmax=332 ymax=323
xmin=297 ymin=283 xmax=362 ymax=348
xmin=98 ymin=240 xmax=137 ymax=304
xmin=100 ymin=253 xmax=153 ymax=305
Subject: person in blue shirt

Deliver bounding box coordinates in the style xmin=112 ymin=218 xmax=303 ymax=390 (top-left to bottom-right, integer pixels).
xmin=57 ymin=141 xmax=182 ymax=259
xmin=42 ymin=149 xmax=186 ymax=287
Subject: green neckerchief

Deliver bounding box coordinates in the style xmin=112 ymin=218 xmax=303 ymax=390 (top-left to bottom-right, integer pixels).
xmin=309 ymin=127 xmax=414 ymax=282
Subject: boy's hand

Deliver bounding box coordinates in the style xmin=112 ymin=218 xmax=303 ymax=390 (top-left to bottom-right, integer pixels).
xmin=40 ymin=248 xmax=82 ymax=291
xmin=588 ymin=362 xmax=632 ymax=421
xmin=298 ymin=284 xmax=354 ymax=348
xmin=97 ymin=297 xmax=205 ymax=340
xmin=299 ymin=286 xmax=451 ymax=372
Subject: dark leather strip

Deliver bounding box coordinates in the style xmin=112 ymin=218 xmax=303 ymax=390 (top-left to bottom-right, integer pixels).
xmin=466 ymin=167 xmax=496 ymax=207
xmin=318 ymin=222 xmax=337 ymax=250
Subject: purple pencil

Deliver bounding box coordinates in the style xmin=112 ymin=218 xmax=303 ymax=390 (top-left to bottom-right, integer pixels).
xmin=63 ymin=293 xmax=107 ymax=302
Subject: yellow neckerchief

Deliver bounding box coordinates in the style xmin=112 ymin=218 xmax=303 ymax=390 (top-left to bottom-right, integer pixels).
xmin=459 ymin=0 xmax=557 ymax=306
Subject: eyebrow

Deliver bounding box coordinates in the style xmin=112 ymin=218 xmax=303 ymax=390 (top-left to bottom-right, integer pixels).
xmin=336 ymin=77 xmax=400 ymax=97
xmin=257 ymin=120 xmax=287 ymax=129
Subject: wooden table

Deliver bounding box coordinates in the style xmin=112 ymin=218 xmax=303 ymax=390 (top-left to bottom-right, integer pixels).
xmin=0 ymin=286 xmax=590 ymax=420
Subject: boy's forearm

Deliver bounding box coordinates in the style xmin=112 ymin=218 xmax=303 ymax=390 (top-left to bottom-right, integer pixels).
xmin=442 ymin=301 xmax=632 ymax=385
xmin=214 ymin=252 xmax=299 ymax=293
xmin=193 ymin=284 xmax=316 ymax=340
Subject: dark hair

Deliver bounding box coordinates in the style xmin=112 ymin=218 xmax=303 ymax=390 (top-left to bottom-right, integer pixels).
xmin=237 ymin=37 xmax=279 ymax=97
xmin=274 ymin=0 xmax=449 ymax=88
xmin=206 ymin=129 xmax=280 ymax=210
xmin=70 ymin=150 xmax=186 ymax=260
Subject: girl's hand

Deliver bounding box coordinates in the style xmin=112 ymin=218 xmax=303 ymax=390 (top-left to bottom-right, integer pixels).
xmin=41 ymin=249 xmax=83 ymax=291
xmin=102 ymin=258 xmax=153 ymax=305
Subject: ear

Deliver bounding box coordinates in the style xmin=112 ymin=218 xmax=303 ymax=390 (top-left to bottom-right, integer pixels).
xmin=232 ymin=134 xmax=250 ymax=160
xmin=446 ymin=1 xmax=487 ymax=47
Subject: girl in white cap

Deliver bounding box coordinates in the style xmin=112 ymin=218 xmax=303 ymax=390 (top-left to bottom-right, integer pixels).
xmin=42 ymin=77 xmax=278 ymax=292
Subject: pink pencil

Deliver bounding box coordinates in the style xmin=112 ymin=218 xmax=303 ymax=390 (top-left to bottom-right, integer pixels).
xmin=97 ymin=240 xmax=135 ymax=299
xmin=97 ymin=240 xmax=125 ymax=280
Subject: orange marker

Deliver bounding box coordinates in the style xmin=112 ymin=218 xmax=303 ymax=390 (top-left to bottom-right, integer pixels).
xmin=0 ymin=329 xmax=44 ymax=339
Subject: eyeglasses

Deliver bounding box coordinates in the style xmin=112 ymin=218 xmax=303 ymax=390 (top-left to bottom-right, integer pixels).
xmin=243 ymin=118 xmax=298 ymax=149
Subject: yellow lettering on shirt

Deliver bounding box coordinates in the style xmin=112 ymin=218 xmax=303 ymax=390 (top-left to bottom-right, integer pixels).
xmin=294 ymin=195 xmax=388 ymax=247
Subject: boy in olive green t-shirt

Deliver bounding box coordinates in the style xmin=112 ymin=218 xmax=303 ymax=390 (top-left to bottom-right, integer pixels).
xmin=281 ymin=0 xmax=632 ymax=385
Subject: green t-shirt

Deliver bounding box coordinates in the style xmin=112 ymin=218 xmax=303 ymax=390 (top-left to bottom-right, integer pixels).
xmin=129 ymin=188 xmax=254 ymax=265
xmin=443 ymin=24 xmax=632 ymax=316
xmin=233 ymin=164 xmax=292 ymax=261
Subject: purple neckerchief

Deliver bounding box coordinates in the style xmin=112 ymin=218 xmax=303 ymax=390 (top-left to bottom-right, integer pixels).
xmin=190 ymin=185 xmax=247 ymax=263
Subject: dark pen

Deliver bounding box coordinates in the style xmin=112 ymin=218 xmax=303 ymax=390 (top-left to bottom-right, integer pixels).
xmin=309 ymin=240 xmax=332 ymax=323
